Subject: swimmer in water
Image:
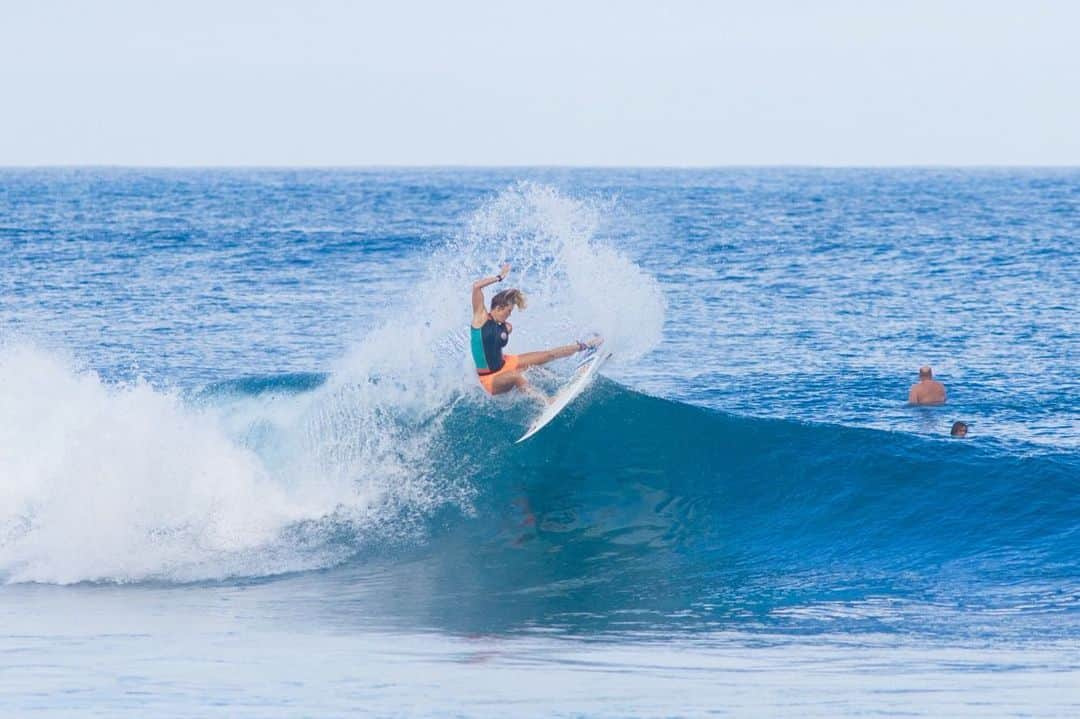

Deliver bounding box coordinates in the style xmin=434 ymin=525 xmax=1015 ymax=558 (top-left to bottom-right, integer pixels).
xmin=908 ymin=365 xmax=947 ymax=405
xmin=470 ymin=263 xmax=600 ymax=402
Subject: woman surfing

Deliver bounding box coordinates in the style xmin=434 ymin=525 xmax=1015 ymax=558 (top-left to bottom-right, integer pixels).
xmin=471 ymin=263 xmax=600 ymax=402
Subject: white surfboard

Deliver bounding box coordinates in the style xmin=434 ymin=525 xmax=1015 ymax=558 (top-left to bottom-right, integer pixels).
xmin=516 ymin=351 xmax=612 ymax=443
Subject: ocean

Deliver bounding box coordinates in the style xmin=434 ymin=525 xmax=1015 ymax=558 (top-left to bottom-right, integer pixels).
xmin=1 ymin=168 xmax=1078 ymax=716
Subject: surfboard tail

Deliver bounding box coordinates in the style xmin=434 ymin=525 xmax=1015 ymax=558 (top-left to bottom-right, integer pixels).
xmin=516 ymin=352 xmax=612 ymax=443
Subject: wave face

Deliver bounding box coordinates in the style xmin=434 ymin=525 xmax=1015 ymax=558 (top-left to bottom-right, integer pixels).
xmin=384 ymin=379 xmax=1080 ymax=636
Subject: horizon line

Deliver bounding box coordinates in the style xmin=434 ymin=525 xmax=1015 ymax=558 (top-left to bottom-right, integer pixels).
xmin=2 ymin=163 xmax=1079 ymax=171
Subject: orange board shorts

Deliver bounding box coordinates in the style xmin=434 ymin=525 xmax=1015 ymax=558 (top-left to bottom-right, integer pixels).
xmin=477 ymin=354 xmax=520 ymax=395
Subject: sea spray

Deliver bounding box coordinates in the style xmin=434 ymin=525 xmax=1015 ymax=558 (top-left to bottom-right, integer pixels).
xmin=332 ymin=182 xmax=664 ymax=387
xmin=454 ymin=182 xmax=664 ymax=364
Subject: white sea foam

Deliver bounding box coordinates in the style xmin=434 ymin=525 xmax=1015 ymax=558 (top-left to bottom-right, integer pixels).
xmin=0 ymin=339 xmax=476 ymax=584
xmin=0 ymin=343 xmax=306 ymax=583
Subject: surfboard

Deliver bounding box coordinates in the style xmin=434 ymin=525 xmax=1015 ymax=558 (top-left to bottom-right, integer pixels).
xmin=516 ymin=351 xmax=612 ymax=443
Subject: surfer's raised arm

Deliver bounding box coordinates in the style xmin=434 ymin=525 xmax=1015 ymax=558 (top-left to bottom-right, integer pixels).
xmin=471 ymin=263 xmax=511 ymax=323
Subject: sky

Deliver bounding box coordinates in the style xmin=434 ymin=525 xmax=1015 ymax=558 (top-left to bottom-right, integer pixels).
xmin=1 ymin=0 xmax=1078 ymax=166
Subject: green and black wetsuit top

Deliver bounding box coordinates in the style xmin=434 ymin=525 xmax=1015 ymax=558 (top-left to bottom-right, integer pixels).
xmin=471 ymin=315 xmax=509 ymax=375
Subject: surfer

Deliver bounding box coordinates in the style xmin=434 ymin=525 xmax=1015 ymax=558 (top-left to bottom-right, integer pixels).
xmin=471 ymin=263 xmax=599 ymax=401
xmin=908 ymin=366 xmax=947 ymax=405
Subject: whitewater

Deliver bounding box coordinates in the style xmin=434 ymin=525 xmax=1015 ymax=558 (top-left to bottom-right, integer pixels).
xmin=1 ymin=168 xmax=1078 ymax=716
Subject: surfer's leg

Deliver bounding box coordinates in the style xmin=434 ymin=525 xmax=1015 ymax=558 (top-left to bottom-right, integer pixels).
xmin=517 ymin=337 xmax=603 ymax=369
xmin=489 ymin=372 xmax=520 ymax=394
xmin=515 ymin=343 xmax=581 ymax=369
xmin=491 ymin=371 xmax=550 ymax=404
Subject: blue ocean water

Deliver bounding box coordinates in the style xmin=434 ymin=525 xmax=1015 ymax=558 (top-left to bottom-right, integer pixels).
xmin=1 ymin=168 xmax=1078 ymax=716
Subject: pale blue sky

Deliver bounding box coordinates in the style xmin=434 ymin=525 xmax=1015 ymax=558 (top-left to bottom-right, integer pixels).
xmin=2 ymin=0 xmax=1078 ymax=166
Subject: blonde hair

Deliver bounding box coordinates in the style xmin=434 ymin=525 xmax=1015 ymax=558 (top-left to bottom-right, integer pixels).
xmin=491 ymin=288 xmax=527 ymax=310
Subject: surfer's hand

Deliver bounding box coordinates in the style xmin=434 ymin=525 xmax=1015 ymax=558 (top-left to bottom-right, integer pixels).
xmin=505 ymin=322 xmax=512 ymax=333
xmin=499 ymin=263 xmax=511 ymax=278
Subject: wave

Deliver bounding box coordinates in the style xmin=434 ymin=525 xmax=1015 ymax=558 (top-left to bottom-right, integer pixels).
xmin=3 ymin=341 xmax=1077 ymax=633
xmin=2 ymin=181 xmax=1075 ymax=639
xmin=183 ymin=369 xmax=1080 ymax=587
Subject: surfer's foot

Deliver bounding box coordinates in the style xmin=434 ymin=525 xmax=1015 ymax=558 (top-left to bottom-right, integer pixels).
xmin=576 ymin=335 xmax=604 ymax=352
